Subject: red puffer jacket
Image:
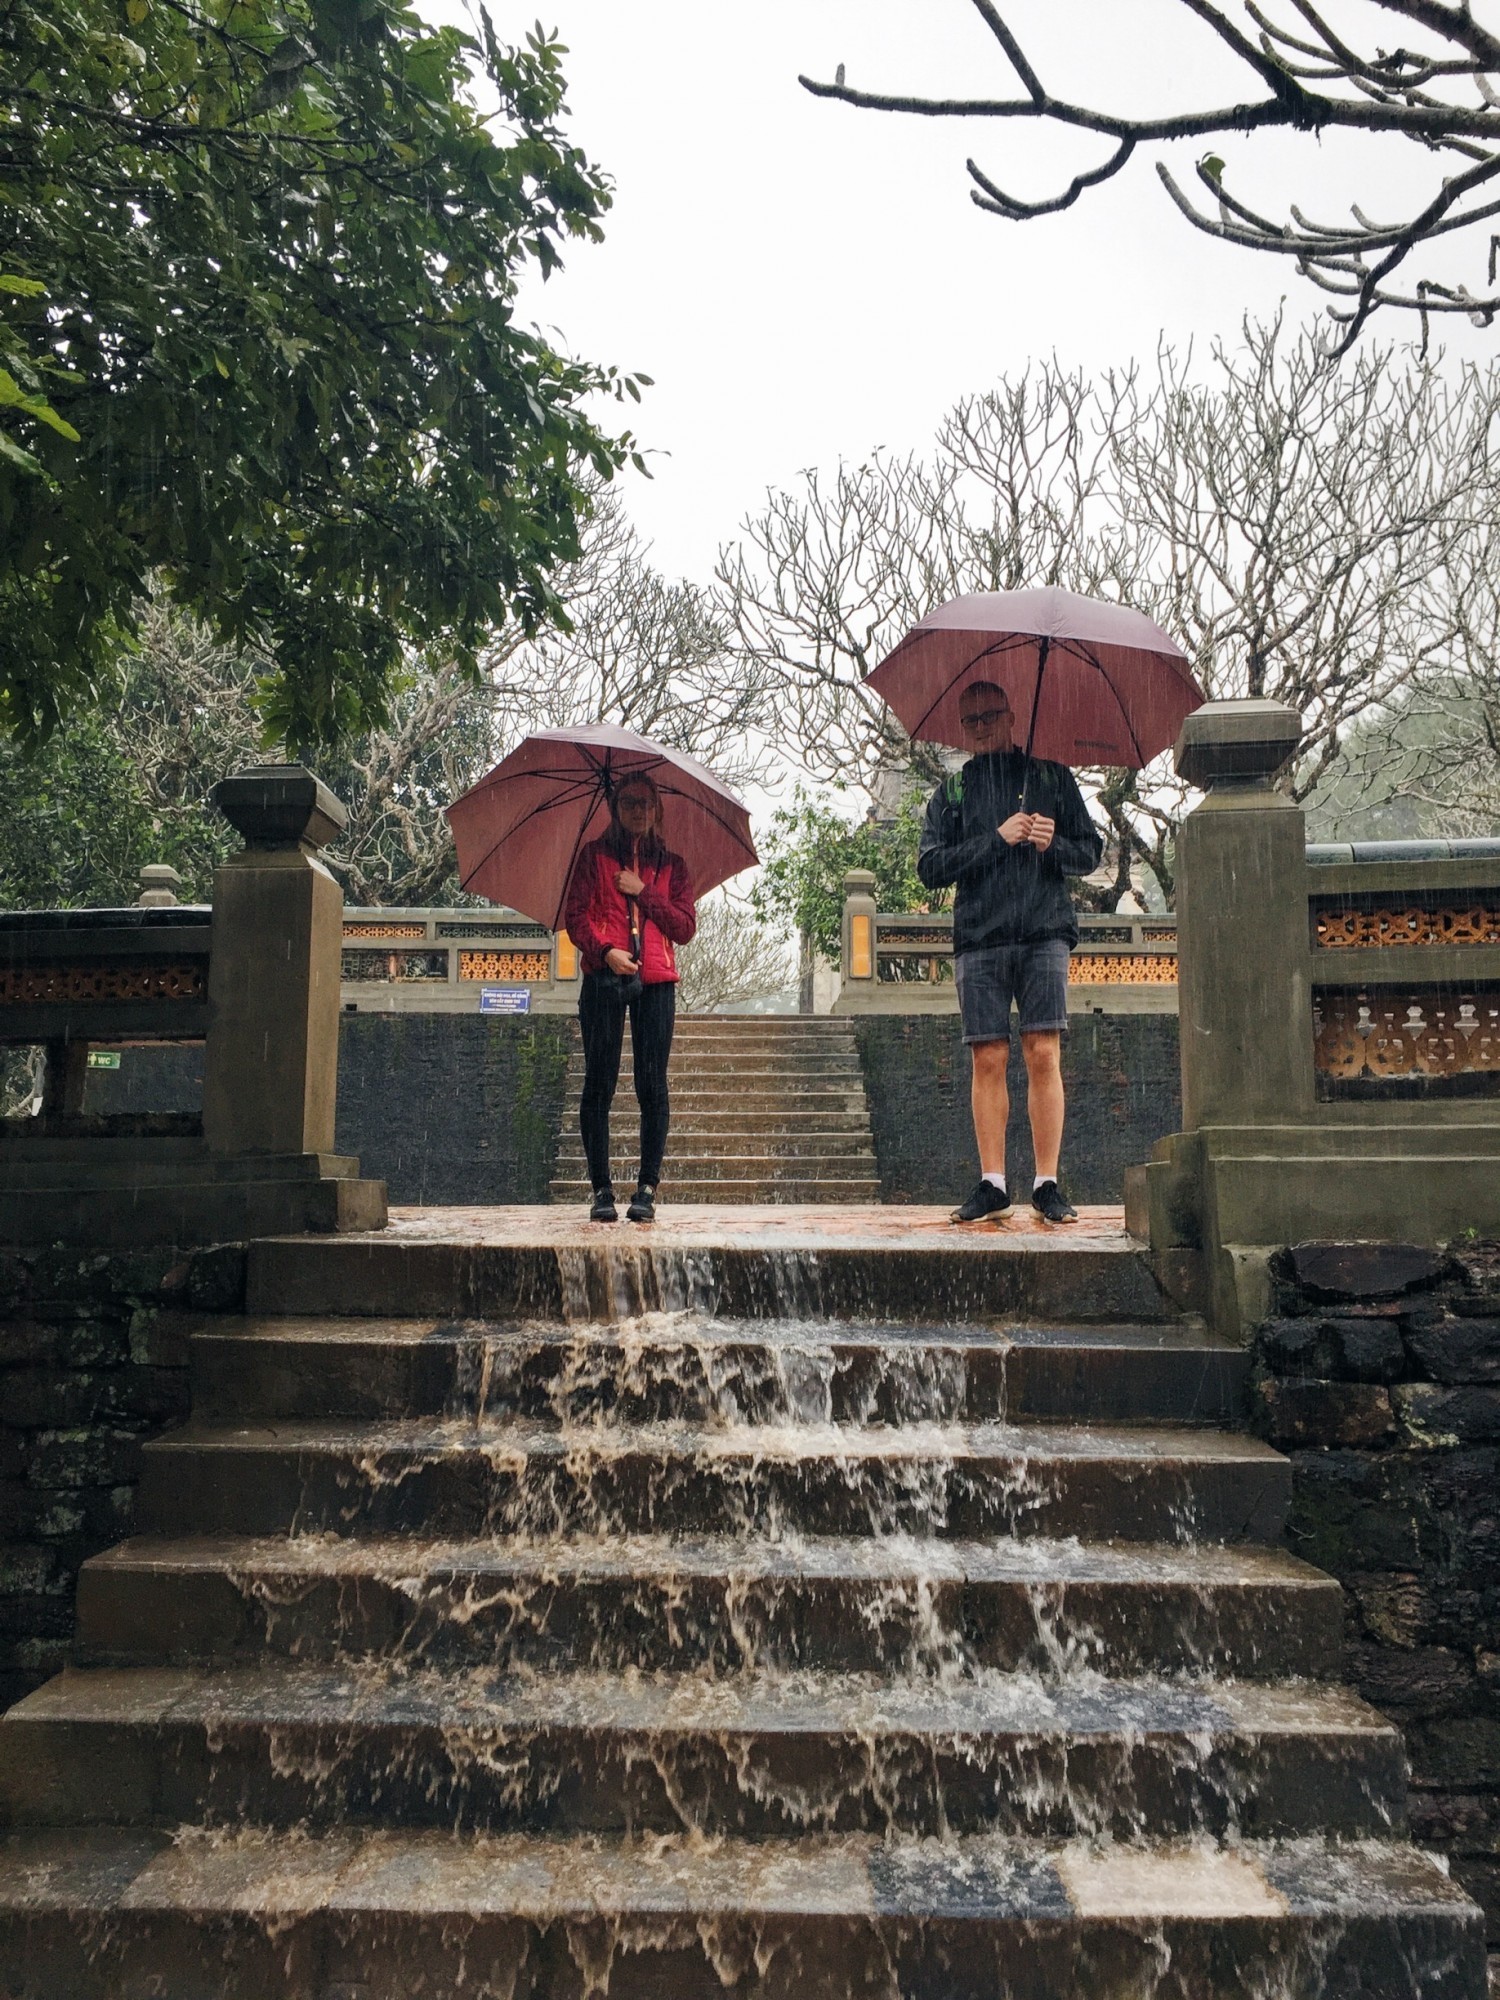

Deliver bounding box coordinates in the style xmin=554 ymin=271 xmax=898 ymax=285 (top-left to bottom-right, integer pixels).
xmin=562 ymin=839 xmax=697 ymax=983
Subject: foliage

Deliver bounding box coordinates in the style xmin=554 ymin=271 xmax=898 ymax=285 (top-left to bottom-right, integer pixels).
xmin=0 ymin=0 xmax=644 ymax=751
xmin=804 ymin=0 xmax=1500 ymax=348
xmin=748 ymin=786 xmax=942 ymax=964
xmin=721 ymin=318 xmax=1500 ymax=905
xmin=0 ymin=494 xmax=759 ymax=908
xmin=675 ymin=890 xmax=793 ymax=1014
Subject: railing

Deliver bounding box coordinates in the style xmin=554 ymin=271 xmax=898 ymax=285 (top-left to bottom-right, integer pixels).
xmin=0 ymin=765 xmax=387 ymax=1244
xmin=340 ymin=908 xmax=581 ymax=1014
xmin=1304 ymin=840 xmax=1500 ymax=1097
xmin=834 ymin=870 xmax=1179 ymax=1013
xmin=1135 ymin=699 xmax=1500 ymax=1329
xmin=0 ymin=905 xmax=211 ymax=1123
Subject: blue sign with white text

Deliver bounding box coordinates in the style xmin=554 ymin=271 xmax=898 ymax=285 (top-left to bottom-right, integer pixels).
xmin=480 ymin=987 xmax=531 ymax=1015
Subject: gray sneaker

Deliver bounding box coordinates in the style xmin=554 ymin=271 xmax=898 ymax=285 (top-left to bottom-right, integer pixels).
xmin=951 ymin=1179 xmax=1012 ymax=1224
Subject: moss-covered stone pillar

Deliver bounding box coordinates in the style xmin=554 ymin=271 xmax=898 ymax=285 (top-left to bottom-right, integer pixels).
xmin=201 ymin=766 xmax=347 ymax=1156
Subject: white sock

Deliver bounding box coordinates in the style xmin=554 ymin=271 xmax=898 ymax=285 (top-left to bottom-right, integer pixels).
xmin=983 ymin=1172 xmax=1006 ymax=1192
xmin=1034 ymin=1174 xmax=1057 ymax=1191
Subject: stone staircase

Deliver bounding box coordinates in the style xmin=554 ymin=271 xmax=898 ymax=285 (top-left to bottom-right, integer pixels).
xmin=0 ymin=1220 xmax=1483 ymax=1997
xmin=550 ymin=1015 xmax=881 ymax=1204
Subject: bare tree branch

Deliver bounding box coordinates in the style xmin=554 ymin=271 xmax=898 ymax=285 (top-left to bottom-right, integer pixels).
xmin=801 ymin=0 xmax=1500 ymax=344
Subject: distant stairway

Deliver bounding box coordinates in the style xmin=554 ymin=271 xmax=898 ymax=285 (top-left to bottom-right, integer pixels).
xmin=550 ymin=1014 xmax=881 ymax=1204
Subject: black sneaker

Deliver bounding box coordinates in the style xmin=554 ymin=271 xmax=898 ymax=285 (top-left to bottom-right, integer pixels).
xmin=1031 ymin=1179 xmax=1078 ymax=1224
xmin=626 ymin=1183 xmax=656 ymax=1224
xmin=589 ymin=1185 xmax=618 ymax=1223
xmin=950 ymin=1179 xmax=1012 ymax=1224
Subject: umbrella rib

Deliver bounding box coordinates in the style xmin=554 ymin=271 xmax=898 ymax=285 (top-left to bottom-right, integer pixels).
xmin=456 ymin=775 xmax=606 ymax=893
xmin=905 ymin=633 xmax=1029 ymax=743
xmin=1061 ymin=639 xmax=1149 ymax=768
xmin=651 ymin=782 xmax=759 ymax=864
xmin=548 ymin=772 xmax=611 ymax=933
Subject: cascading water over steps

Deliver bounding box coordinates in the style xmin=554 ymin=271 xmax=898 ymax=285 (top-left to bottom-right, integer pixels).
xmin=0 ymin=1209 xmax=1484 ymax=1997
xmin=550 ymin=1016 xmax=883 ymax=1204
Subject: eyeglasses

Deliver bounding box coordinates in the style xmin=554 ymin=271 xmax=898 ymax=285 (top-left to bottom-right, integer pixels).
xmin=961 ymin=708 xmax=1011 ymax=730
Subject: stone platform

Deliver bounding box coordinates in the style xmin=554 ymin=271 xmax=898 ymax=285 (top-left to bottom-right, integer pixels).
xmin=248 ymin=1201 xmax=1159 ymax=1326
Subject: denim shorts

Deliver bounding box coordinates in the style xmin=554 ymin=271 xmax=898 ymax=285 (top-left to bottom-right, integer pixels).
xmin=953 ymin=939 xmax=1071 ymax=1045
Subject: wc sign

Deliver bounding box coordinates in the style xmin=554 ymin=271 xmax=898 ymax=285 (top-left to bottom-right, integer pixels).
xmin=480 ymin=987 xmax=531 ymax=1015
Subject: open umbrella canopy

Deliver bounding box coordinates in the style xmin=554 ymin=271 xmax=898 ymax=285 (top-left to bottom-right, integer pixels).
xmin=446 ymin=724 xmax=758 ymax=931
xmin=867 ymin=586 xmax=1203 ymax=767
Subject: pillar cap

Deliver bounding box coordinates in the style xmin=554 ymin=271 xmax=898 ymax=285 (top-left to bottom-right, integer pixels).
xmin=213 ymin=765 xmax=348 ymax=850
xmin=137 ymin=863 xmax=182 ymax=907
xmin=843 ymin=869 xmax=878 ymax=893
xmin=1175 ymin=699 xmax=1303 ymax=789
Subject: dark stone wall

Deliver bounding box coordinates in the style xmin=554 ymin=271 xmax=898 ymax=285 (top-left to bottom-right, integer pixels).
xmin=334 ymin=1014 xmax=575 ymax=1205
xmin=852 ymin=1013 xmax=1181 ymax=1205
xmin=1251 ymin=1239 xmax=1500 ymax=1940
xmin=0 ymin=1243 xmax=241 ymax=1710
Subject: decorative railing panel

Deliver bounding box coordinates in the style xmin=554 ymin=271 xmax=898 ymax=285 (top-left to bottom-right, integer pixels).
xmin=337 ymin=907 xmax=577 ymax=1010
xmin=0 ymin=963 xmax=205 ymax=1004
xmin=1314 ymin=988 xmax=1500 ymax=1097
xmin=341 ymin=950 xmax=447 ymax=983
xmin=1313 ymin=902 xmax=1500 ymax=949
xmin=458 ymin=950 xmax=552 ymax=983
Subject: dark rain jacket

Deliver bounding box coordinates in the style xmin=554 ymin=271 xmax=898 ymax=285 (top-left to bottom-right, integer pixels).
xmin=916 ymin=750 xmax=1103 ymax=955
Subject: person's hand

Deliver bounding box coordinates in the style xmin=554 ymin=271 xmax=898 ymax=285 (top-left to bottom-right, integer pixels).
xmin=616 ymin=868 xmax=645 ymax=896
xmin=998 ymin=812 xmax=1035 ymax=847
xmin=605 ymin=947 xmax=639 ymax=975
xmin=1028 ymin=814 xmax=1056 ymax=853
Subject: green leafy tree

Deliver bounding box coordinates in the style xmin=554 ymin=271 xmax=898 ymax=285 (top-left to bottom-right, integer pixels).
xmin=0 ymin=0 xmax=645 ymax=750
xmin=749 ymin=787 xmax=944 ymax=965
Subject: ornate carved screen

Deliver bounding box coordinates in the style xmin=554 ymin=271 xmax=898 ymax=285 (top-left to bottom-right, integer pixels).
xmin=1313 ymin=988 xmax=1500 ymax=1098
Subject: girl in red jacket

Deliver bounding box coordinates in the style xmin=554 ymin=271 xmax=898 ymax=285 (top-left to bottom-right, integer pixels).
xmin=562 ymin=773 xmax=697 ymax=1222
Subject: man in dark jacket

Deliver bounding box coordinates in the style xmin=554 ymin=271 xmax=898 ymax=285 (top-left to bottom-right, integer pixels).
xmin=916 ymin=680 xmax=1103 ymax=1224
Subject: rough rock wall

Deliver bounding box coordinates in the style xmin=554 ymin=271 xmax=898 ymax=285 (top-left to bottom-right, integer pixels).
xmin=0 ymin=1245 xmax=241 ymax=1709
xmin=1252 ymin=1239 xmax=1500 ymax=1939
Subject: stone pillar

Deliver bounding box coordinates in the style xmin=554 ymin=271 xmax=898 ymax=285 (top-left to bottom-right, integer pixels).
xmin=1174 ymin=700 xmax=1313 ymax=1128
xmin=841 ymin=870 xmax=878 ymax=995
xmin=201 ymin=766 xmax=347 ymax=1157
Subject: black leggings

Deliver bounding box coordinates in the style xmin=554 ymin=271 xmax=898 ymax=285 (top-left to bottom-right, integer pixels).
xmin=578 ymin=975 xmax=676 ymax=1190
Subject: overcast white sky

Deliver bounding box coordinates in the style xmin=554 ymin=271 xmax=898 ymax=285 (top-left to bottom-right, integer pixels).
xmin=476 ymin=0 xmax=1498 ymax=582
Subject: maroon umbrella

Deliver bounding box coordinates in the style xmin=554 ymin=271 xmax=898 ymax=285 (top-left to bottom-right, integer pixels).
xmin=446 ymin=724 xmax=758 ymax=929
xmin=867 ymin=587 xmax=1203 ymax=773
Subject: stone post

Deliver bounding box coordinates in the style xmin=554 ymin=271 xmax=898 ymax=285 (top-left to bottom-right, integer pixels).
xmin=201 ymin=766 xmax=347 ymax=1157
xmin=841 ymin=870 xmax=878 ymax=995
xmin=1174 ymin=700 xmax=1313 ymax=1129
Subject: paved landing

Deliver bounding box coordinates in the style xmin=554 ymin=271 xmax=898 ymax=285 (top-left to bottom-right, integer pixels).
xmin=372 ymin=1201 xmax=1131 ymax=1250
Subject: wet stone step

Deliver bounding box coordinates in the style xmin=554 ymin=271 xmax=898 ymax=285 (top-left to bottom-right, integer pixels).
xmin=551 ymin=1154 xmax=880 ymax=1181
xmin=592 ymin=1120 xmax=880 ymax=1136
xmin=564 ymin=1057 xmax=865 ymax=1080
xmin=135 ymin=1418 xmax=1290 ymax=1545
xmin=243 ymin=1232 xmax=1178 ymax=1326
xmin=553 ymin=1134 xmax=879 ymax=1160
xmin=549 ymin=1180 xmax=886 ymax=1204
xmin=0 ymin=1665 xmax=1406 ymax=1842
xmin=190 ymin=1316 xmax=1247 ymax=1428
xmin=78 ymin=1533 xmax=1343 ymax=1681
xmin=0 ymin=1825 xmax=1479 ymax=2000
